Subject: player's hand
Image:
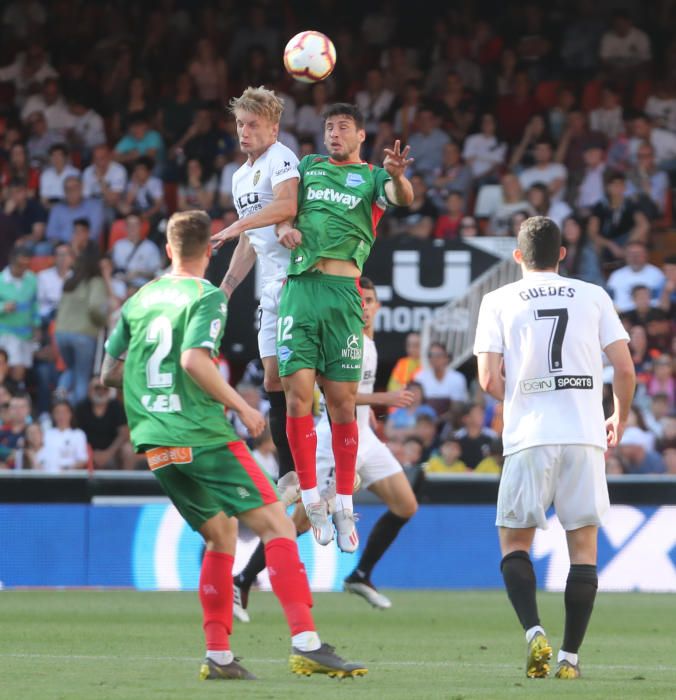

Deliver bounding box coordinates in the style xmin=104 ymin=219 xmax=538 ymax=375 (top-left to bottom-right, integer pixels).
xmin=605 ymin=413 xmax=626 ymax=448
xmin=384 ymin=389 xmax=415 ymax=408
xmin=383 ymin=140 xmax=414 ymax=178
xmin=211 ymin=222 xmax=242 ymax=251
xmin=239 ymin=405 xmax=266 ymax=438
xmin=277 ymin=226 xmax=302 ymax=249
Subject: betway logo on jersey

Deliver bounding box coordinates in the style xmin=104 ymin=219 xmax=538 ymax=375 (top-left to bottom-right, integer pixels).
xmin=306 ymin=187 xmax=362 ymax=209
xmin=520 ymin=375 xmax=594 ymax=394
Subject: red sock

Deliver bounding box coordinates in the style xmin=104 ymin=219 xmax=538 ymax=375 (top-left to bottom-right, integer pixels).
xmin=265 ymin=538 xmax=315 ymax=635
xmin=286 ymin=414 xmax=317 ymax=490
xmin=199 ymin=550 xmax=234 ymax=650
xmin=332 ymin=420 xmax=358 ymax=496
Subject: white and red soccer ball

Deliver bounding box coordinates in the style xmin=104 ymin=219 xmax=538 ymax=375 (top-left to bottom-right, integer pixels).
xmin=283 ymin=30 xmax=336 ymax=83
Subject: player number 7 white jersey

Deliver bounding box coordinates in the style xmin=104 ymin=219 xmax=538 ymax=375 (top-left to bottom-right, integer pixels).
xmin=473 ymin=271 xmax=629 ymax=455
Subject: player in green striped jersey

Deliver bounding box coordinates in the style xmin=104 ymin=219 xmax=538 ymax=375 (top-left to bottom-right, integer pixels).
xmin=275 ymin=104 xmax=414 ymax=553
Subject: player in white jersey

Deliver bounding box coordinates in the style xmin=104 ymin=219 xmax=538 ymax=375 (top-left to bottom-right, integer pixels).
xmin=474 ymin=216 xmax=635 ymax=680
xmin=211 ymin=86 xmax=303 ymax=498
xmin=232 ymin=278 xmax=418 ymax=618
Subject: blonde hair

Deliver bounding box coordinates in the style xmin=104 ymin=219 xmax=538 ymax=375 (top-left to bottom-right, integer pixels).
xmin=166 ymin=210 xmax=211 ymax=260
xmin=229 ymin=86 xmax=284 ymax=124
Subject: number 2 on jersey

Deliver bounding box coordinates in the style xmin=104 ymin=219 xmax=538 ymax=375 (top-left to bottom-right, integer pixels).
xmin=535 ymin=308 xmax=568 ymax=373
xmin=146 ymin=315 xmax=173 ymax=387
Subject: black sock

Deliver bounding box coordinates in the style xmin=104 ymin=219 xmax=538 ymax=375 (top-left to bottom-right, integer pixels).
xmin=237 ymin=541 xmax=267 ymax=589
xmin=500 ymin=550 xmax=541 ymax=631
xmin=268 ymin=391 xmax=295 ymax=478
xmin=562 ymin=564 xmax=598 ymax=654
xmin=349 ymin=511 xmax=409 ymax=581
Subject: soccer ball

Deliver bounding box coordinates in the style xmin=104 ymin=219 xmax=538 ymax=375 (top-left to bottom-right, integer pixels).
xmin=283 ymin=30 xmax=336 ymax=83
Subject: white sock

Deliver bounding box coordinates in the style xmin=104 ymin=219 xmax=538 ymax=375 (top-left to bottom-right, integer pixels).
xmin=335 ymin=493 xmax=353 ymax=512
xmin=525 ymin=625 xmax=545 ymax=643
xmin=301 ymin=487 xmax=321 ymax=509
xmin=292 ymin=630 xmax=321 ymax=652
xmin=207 ymin=650 xmax=234 ymax=665
xmin=558 ymin=650 xmax=578 ymax=666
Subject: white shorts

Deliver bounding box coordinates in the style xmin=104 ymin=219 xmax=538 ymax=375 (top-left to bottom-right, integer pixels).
xmin=0 ymin=334 xmax=34 ymax=368
xmin=496 ymin=444 xmax=609 ymax=531
xmin=257 ymin=279 xmax=284 ymax=359
xmin=316 ymin=424 xmax=402 ymax=498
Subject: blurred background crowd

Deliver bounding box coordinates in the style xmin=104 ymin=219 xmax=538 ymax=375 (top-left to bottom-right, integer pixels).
xmin=0 ymin=0 xmax=673 ymax=476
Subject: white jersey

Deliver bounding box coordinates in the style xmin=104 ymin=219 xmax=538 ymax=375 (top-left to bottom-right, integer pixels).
xmin=474 ymin=271 xmax=629 ymax=455
xmin=231 ymin=141 xmax=299 ymax=285
xmin=356 ymin=335 xmax=378 ymax=432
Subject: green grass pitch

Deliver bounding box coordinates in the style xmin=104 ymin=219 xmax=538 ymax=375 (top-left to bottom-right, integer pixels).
xmin=0 ymin=590 xmax=674 ymax=699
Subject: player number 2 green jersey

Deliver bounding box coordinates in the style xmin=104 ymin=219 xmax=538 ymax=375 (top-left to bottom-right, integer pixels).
xmin=105 ymin=275 xmax=238 ymax=450
xmin=287 ymin=154 xmax=393 ymax=276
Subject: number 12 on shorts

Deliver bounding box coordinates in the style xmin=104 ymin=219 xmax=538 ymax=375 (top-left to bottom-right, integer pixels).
xmin=277 ymin=315 xmax=293 ymax=342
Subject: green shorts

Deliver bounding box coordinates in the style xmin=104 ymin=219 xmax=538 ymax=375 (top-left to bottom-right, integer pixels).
xmin=146 ymin=442 xmax=278 ymax=531
xmin=276 ymin=271 xmax=365 ymax=382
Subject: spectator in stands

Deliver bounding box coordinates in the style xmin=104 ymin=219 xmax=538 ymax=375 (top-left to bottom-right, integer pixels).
xmin=496 ymin=70 xmax=539 ymax=144
xmin=555 ymin=109 xmax=607 ymax=180
xmin=110 ymin=76 xmax=156 ymax=144
xmin=426 ymin=34 xmax=482 ymax=95
xmin=629 ymin=323 xmax=651 ymax=374
xmin=629 ymin=113 xmax=676 ymax=173
xmin=413 ymin=413 xmax=440 ymax=462
xmin=589 ymin=83 xmax=624 ymax=140
xmin=430 ymin=142 xmax=473 ymax=208
xmin=415 ymin=342 xmax=468 ymax=418
xmin=46 ymin=175 xmax=104 ymax=244
xmin=26 ymin=111 xmax=59 ymax=169
xmin=21 ymin=422 xmax=46 ymax=470
xmin=21 ymin=77 xmax=73 ymax=139
xmin=0 ymin=382 xmax=12 ymax=424
xmin=525 ymin=182 xmax=571 ymax=229
xmin=438 ymin=71 xmax=478 ymax=144
xmin=82 ymin=144 xmax=128 ymax=225
xmin=644 ymin=77 xmax=676 ymax=133
xmin=489 ymin=173 xmax=533 ymax=236
xmin=493 ymin=46 xmax=518 ymax=96
xmin=75 ymin=377 xmax=135 ymax=470
xmin=3 ymin=179 xmax=47 ymax=241
xmin=587 ymin=170 xmax=650 ymax=265
xmin=157 ymin=72 xmax=198 ymax=148
xmin=0 ymin=392 xmax=32 ymax=469
xmin=1 ymin=142 xmax=40 ymax=193
xmin=509 ymin=114 xmax=549 ymax=172
xmin=296 ymin=82 xmax=331 ymax=154
xmin=518 ymin=138 xmax=568 ymax=202
xmin=39 ymin=143 xmax=80 ymax=206
xmin=116 ymin=157 xmax=165 ymax=239
xmin=547 ymin=85 xmax=576 ymax=143
xmin=54 ymin=242 xmax=109 ymax=405
xmin=114 ymin=111 xmax=164 ymax=171
xmin=189 ymin=35 xmax=230 ymax=103
xmin=620 ymin=285 xmax=671 ymax=354
xmin=625 ymin=142 xmax=671 ymax=219
xmin=559 ymin=1 xmax=604 ymax=77
xmin=176 ymin=158 xmax=217 ymax=214
xmin=443 ymin=402 xmax=501 ymax=473
xmin=388 ymin=173 xmax=438 ymax=239
xmin=0 ymin=246 xmax=39 ymax=385
xmin=170 ymin=104 xmax=231 ymax=177
xmin=111 ymin=213 xmax=162 ymax=292
xmin=406 ymin=105 xmax=450 ymax=181
xmin=459 ymin=215 xmax=480 ymax=237
xmin=0 ymin=41 xmax=56 ymax=107
xmin=558 ymin=215 xmax=605 ymax=287
xmin=425 ymin=437 xmax=467 ymax=472
xmin=575 ymin=141 xmax=608 ymax=214
xmin=218 ymin=150 xmax=246 ymax=209
xmin=40 ymin=399 xmax=89 ymax=472
xmin=646 ymin=354 xmax=675 ymax=407
xmin=392 ymin=79 xmax=422 ymax=145
xmin=599 ymin=10 xmax=652 ymax=79
xmin=37 ymin=242 xmax=74 ymax=322
xmin=433 ymin=191 xmax=466 ymax=240
xmin=67 ymin=91 xmax=106 ymax=162
xmin=462 ymin=113 xmax=507 ymax=186
xmin=354 ymin=66 xmax=396 ymax=142
xmin=606 ymin=241 xmax=666 ymax=312
xmin=659 ymin=254 xmax=676 ymax=314
xmin=401 ymin=436 xmax=425 ymax=468
xmin=387 ymin=333 xmax=422 ymax=393
xmin=385 ymin=381 xmax=437 ymax=438
xmin=615 ymin=425 xmax=666 ymax=474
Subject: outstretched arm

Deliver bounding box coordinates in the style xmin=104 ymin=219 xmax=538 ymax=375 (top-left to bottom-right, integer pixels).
xmin=220 ymin=233 xmax=257 ymax=299
xmin=383 ymin=140 xmax=415 ymax=206
xmin=355 ymin=388 xmax=415 ymax=408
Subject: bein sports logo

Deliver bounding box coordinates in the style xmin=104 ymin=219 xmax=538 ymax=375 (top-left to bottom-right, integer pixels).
xmin=533 ymin=505 xmax=676 ymax=592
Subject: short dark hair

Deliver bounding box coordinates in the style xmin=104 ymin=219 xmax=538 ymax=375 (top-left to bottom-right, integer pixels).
xmin=604 ymin=168 xmax=625 ymax=185
xmin=359 ymin=276 xmax=377 ymax=300
xmin=49 ymin=142 xmax=68 ymax=156
xmin=73 ymin=217 xmax=90 ymax=229
xmin=10 ymin=245 xmax=32 ymax=261
xmin=517 ymin=216 xmax=561 ymax=270
xmin=134 ymin=155 xmax=155 ymax=171
xmin=631 ymin=284 xmax=649 ymax=296
xmin=323 ymin=103 xmax=365 ymax=130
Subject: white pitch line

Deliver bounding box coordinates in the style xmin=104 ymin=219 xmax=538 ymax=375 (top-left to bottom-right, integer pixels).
xmin=0 ymin=653 xmax=674 ymax=673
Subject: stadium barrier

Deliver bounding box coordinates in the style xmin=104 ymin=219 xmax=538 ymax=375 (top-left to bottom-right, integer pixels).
xmin=1 ymin=472 xmax=675 ymax=592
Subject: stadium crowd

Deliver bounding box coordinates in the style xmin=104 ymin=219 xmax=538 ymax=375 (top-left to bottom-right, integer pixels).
xmin=0 ymin=0 xmax=673 ymax=476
